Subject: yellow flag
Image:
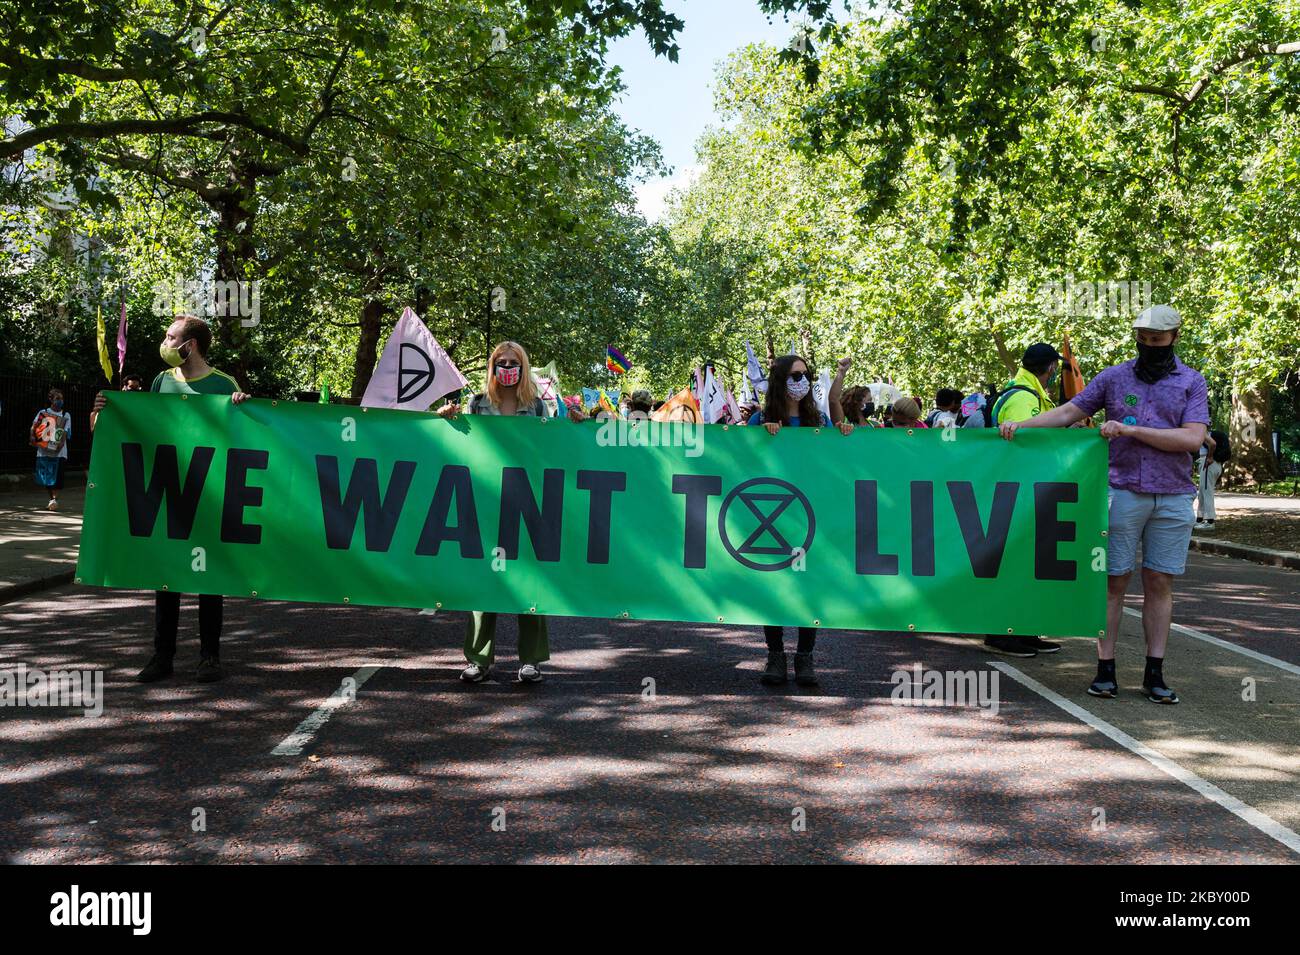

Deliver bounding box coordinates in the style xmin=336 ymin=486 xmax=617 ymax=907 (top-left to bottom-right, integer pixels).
xmin=96 ymin=306 xmax=114 ymax=383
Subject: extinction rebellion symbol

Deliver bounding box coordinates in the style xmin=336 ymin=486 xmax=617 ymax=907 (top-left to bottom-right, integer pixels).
xmin=718 ymin=477 xmax=815 ymax=571
xmin=398 ymin=342 xmax=436 ymax=403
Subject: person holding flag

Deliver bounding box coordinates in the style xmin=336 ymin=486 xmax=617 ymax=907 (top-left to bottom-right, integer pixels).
xmin=91 ymin=315 xmax=251 ymax=684
xmin=747 ymin=353 xmax=854 ymax=687
xmin=436 ymin=340 xmax=582 ymax=685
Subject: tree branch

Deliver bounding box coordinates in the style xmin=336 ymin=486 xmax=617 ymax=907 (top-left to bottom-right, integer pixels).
xmin=2 ymin=110 xmax=310 ymax=161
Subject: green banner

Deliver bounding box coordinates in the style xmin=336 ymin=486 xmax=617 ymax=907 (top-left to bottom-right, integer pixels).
xmin=76 ymin=394 xmax=1109 ymax=637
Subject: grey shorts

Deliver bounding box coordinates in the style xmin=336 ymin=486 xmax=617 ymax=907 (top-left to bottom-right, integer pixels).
xmin=1107 ymin=488 xmax=1195 ymax=576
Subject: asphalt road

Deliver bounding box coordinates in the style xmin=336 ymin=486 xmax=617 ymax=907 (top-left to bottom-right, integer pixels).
xmin=0 ymin=552 xmax=1296 ymax=864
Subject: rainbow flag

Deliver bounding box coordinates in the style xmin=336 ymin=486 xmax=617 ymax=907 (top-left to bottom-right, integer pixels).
xmin=606 ymin=345 xmax=631 ymax=375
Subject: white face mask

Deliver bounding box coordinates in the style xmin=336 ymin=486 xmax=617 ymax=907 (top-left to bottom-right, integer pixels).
xmin=787 ymin=376 xmax=811 ymax=400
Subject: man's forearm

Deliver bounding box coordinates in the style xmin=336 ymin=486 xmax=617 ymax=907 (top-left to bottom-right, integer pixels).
xmin=1125 ymin=425 xmax=1204 ymax=453
xmin=1015 ymin=403 xmax=1086 ymax=429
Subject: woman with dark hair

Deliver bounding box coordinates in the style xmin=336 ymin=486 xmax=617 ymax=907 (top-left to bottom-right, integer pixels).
xmin=746 ymin=353 xmax=853 ymax=686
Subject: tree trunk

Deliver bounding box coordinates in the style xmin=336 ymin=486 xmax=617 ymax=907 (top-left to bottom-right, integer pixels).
xmin=351 ymin=297 xmax=385 ymax=399
xmin=1221 ymin=384 xmax=1280 ymax=485
xmin=209 ymin=163 xmax=259 ymax=388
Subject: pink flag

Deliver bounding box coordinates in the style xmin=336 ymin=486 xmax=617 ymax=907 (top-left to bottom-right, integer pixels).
xmin=116 ymin=296 xmax=128 ymax=372
xmin=361 ymin=307 xmax=468 ymax=411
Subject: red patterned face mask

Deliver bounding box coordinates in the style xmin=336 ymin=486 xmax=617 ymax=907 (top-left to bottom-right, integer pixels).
xmin=495 ymin=363 xmax=521 ymax=386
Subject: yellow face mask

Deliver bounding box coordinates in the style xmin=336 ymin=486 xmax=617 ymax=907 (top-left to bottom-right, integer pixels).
xmin=159 ymin=341 xmax=189 ymax=367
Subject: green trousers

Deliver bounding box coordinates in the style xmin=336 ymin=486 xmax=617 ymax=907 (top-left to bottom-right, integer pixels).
xmin=463 ymin=612 xmax=550 ymax=667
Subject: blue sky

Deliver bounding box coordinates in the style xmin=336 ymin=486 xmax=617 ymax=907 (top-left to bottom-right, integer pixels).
xmin=607 ymin=0 xmax=801 ymax=219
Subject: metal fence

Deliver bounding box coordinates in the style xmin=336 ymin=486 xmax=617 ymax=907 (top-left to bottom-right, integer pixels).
xmin=0 ymin=375 xmax=99 ymax=474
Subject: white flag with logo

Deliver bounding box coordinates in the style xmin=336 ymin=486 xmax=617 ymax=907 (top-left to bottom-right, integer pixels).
xmin=699 ymin=365 xmax=727 ymax=424
xmin=744 ymin=341 xmax=767 ymax=395
xmin=361 ymin=307 xmax=468 ymax=411
xmin=812 ymin=370 xmax=832 ymax=423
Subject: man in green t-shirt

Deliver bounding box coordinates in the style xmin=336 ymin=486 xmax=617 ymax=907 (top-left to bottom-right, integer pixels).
xmin=92 ymin=315 xmax=250 ymax=684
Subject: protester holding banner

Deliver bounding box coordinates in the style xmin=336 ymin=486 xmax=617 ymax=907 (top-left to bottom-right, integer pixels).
xmin=89 ymin=373 xmax=143 ymax=432
xmin=747 ymin=354 xmax=852 ymax=687
xmin=999 ymin=305 xmax=1209 ymax=704
xmin=30 ymin=388 xmax=72 ymax=511
xmin=990 ymin=343 xmax=1062 ymax=427
xmin=437 ymin=341 xmax=568 ymax=684
xmin=92 ymin=315 xmax=250 ymax=684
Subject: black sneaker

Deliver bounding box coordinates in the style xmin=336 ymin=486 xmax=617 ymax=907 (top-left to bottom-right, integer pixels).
xmin=136 ymin=654 xmax=174 ymax=683
xmin=1144 ymin=683 xmax=1179 ymax=704
xmin=793 ymin=651 xmax=819 ymax=687
xmin=1019 ymin=636 xmax=1061 ymax=654
xmin=1087 ymin=679 xmax=1118 ymax=698
xmin=760 ymin=651 xmax=788 ymax=685
xmin=195 ymin=656 xmax=224 ymax=683
xmin=984 ymin=635 xmax=1036 ymax=658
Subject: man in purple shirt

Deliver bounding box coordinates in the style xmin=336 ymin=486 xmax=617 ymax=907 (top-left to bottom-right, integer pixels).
xmin=999 ymin=305 xmax=1209 ymax=704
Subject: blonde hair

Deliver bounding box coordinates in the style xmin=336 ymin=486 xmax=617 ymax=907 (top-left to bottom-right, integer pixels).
xmin=892 ymin=396 xmax=922 ymax=421
xmin=485 ymin=341 xmax=538 ymax=407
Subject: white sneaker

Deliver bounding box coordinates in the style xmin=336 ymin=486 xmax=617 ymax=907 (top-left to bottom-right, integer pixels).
xmin=1201 ymin=521 xmax=1215 ymax=531
xmin=46 ymin=499 xmax=58 ymax=511
xmin=460 ymin=663 xmax=490 ymax=683
xmin=518 ymin=663 xmax=543 ymax=683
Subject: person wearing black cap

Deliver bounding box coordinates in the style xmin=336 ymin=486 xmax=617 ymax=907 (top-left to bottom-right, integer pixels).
xmin=989 ymin=343 xmax=1064 ymax=428
xmin=982 ymin=342 xmax=1066 ymax=658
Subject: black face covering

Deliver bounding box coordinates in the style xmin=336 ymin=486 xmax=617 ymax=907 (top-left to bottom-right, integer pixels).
xmin=1135 ymin=342 xmax=1176 ymax=384
xmin=862 ymin=402 xmax=875 ymax=419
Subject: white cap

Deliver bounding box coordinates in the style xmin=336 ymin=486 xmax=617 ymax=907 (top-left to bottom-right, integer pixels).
xmin=1133 ymin=304 xmax=1181 ymax=331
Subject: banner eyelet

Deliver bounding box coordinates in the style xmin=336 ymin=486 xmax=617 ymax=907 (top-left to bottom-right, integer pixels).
xmin=620 ymin=611 xmax=629 ymax=618
xmin=529 ymin=607 xmax=536 ymax=613
xmin=722 ymin=425 xmax=729 ymax=431
xmin=716 ymin=616 xmax=724 ymax=622
xmin=1006 ymin=628 xmax=1014 ymax=634
xmin=88 ymin=482 xmax=95 ymax=489
xmin=162 ymin=585 xmax=169 ymax=591
xmin=435 ymin=602 xmax=442 ymax=609
xmin=1098 ymin=629 xmax=1105 ymax=636
xmin=908 ymin=624 xmax=916 ymax=631
xmin=343 ymin=597 xmax=350 ymax=604
xmin=75 ymin=577 xmax=82 ymax=584
xmin=271 ymin=400 xmax=278 ymax=406
xmin=813 ymin=618 xmax=821 ymax=626
xmin=251 ymin=590 xmax=258 ymax=597
xmin=907 ymin=428 xmax=914 ymax=436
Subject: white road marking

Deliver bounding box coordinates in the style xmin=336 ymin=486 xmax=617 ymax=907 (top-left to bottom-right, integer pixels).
xmin=1123 ymin=607 xmax=1300 ymax=678
xmin=992 ymin=661 xmax=1300 ymax=857
xmin=270 ymin=666 xmax=381 ymax=756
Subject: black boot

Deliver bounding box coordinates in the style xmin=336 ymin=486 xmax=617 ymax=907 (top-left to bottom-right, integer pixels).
xmin=760 ymin=651 xmax=788 ymax=685
xmin=793 ymin=651 xmax=819 ymax=687
xmin=137 ymin=654 xmax=174 ymax=683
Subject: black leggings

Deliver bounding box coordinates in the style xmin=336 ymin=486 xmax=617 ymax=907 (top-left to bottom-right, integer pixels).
xmin=764 ymin=626 xmax=817 ymax=654
xmin=155 ymin=592 xmax=224 ymax=658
